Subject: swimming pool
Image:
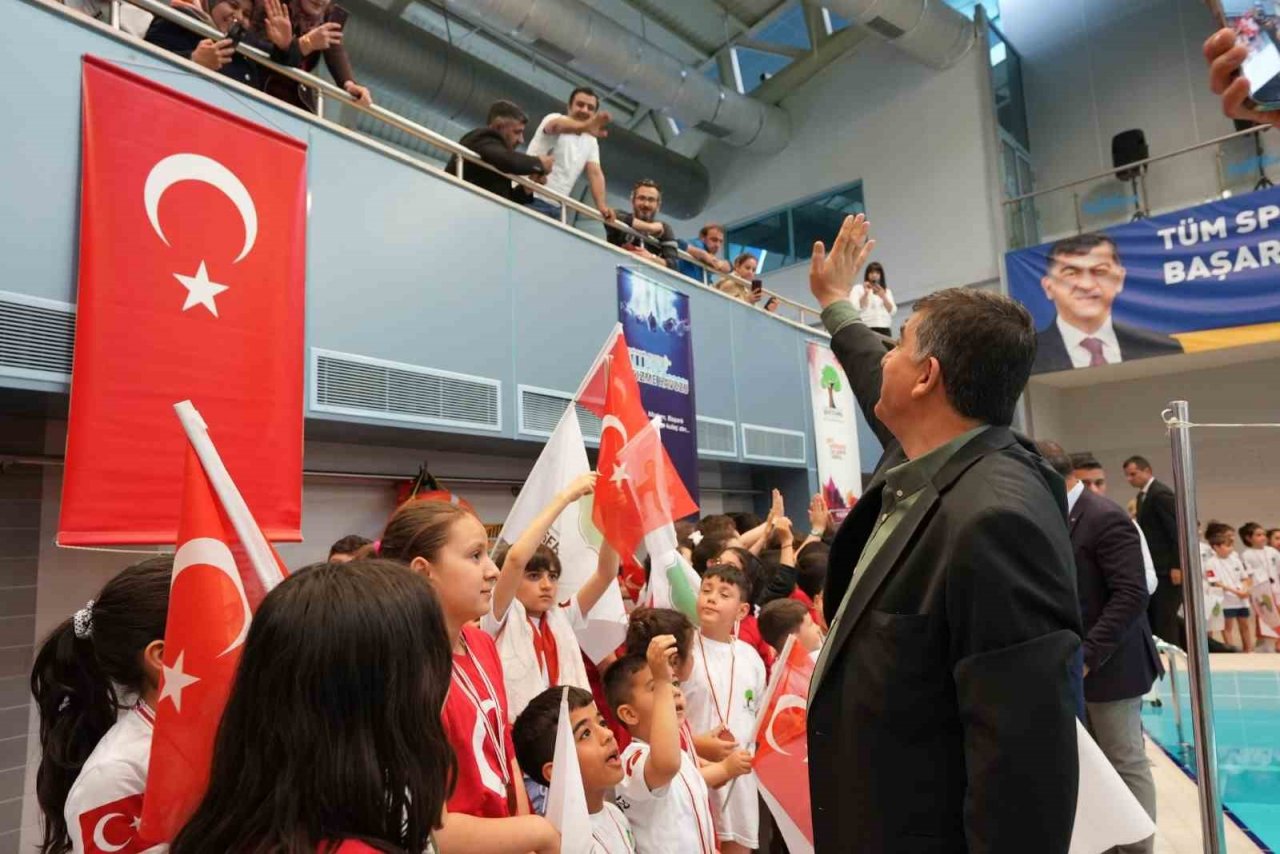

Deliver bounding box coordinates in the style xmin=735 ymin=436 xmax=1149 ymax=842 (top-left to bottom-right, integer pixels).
xmin=1141 ymin=663 xmax=1280 ymax=852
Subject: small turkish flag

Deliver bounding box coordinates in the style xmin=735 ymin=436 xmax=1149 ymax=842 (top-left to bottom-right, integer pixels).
xmin=579 ymin=332 xmax=696 ymax=562
xmin=78 ymin=794 xmax=152 ymax=854
xmin=751 ymin=637 xmax=815 ymax=854
xmin=140 ymin=444 xmax=267 ymax=841
xmin=59 ymin=57 xmax=305 ymax=545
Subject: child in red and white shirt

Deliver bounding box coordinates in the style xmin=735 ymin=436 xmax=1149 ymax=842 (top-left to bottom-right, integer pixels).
xmin=380 ymin=500 xmax=558 ymax=853
xmin=30 ymin=557 xmax=172 ymax=854
xmin=483 ymin=472 xmax=619 ymax=721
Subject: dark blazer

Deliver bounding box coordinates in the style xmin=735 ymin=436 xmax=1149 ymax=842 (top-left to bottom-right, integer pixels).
xmin=1070 ymin=486 xmax=1162 ymax=702
xmin=808 ymin=321 xmax=1082 ymax=854
xmin=1135 ymin=479 xmax=1180 ymax=576
xmin=1032 ymin=317 xmax=1184 ymax=374
xmin=445 ymin=128 xmax=547 ymax=204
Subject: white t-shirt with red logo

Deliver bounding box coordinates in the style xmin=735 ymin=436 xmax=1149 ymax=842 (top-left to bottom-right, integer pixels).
xmin=588 ymin=801 xmax=636 ymax=853
xmin=443 ymin=625 xmax=518 ymax=819
xmin=613 ymin=736 xmax=715 ymax=854
xmin=65 ymin=702 xmax=166 ymax=854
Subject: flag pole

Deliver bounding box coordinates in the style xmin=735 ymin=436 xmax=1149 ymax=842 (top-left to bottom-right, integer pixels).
xmin=725 ymin=634 xmax=798 ymax=804
xmin=174 ymin=400 xmax=283 ymax=595
xmin=571 ymin=322 xmax=624 ymax=403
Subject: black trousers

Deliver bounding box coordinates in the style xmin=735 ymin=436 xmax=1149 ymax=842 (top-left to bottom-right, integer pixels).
xmin=1148 ymin=578 xmax=1183 ymax=645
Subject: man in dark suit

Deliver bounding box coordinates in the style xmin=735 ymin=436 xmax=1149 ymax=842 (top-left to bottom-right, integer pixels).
xmin=806 ymin=214 xmax=1082 ymax=853
xmin=1031 ymin=233 xmax=1184 ymax=374
xmin=1125 ymin=456 xmax=1183 ymax=644
xmin=1040 ymin=441 xmax=1161 ymax=854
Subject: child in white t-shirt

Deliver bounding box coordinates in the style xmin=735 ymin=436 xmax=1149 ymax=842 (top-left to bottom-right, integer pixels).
xmin=1206 ymin=530 xmax=1254 ymax=651
xmin=514 ymin=686 xmax=636 ymax=853
xmin=484 ymin=472 xmax=620 ymax=722
xmin=1239 ymin=522 xmax=1280 ymax=651
xmin=607 ymin=638 xmax=751 ymax=854
xmin=684 ymin=565 xmax=768 ymax=854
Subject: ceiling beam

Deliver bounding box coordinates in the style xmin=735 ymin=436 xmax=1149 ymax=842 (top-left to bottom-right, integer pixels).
xmin=735 ymin=37 xmax=807 ymax=59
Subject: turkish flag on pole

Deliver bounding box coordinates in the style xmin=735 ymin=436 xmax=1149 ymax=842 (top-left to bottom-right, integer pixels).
xmin=579 ymin=329 xmax=697 ymax=561
xmin=141 ymin=403 xmax=287 ymax=840
xmin=59 ymin=57 xmax=305 ymax=545
xmin=749 ymin=636 xmax=815 ymax=854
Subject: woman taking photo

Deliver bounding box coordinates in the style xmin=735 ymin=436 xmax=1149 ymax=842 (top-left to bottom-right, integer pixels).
xmin=255 ymin=0 xmax=372 ymax=112
xmin=849 ymin=261 xmax=896 ymax=336
xmin=170 ymin=560 xmax=454 ymax=853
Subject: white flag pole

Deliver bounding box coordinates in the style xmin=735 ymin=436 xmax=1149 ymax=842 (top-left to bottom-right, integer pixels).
xmin=571 ymin=322 xmax=624 ymax=404
xmin=173 ymin=400 xmax=285 ymax=594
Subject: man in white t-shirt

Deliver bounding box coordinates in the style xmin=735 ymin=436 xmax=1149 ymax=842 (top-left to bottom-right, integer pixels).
xmin=526 ymin=87 xmax=614 ymax=221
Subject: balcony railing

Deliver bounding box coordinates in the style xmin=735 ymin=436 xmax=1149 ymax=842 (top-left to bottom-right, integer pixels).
xmin=89 ymin=0 xmax=825 ymax=328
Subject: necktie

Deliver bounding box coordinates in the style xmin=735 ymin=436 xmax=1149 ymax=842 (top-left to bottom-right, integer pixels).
xmin=1080 ymin=337 xmax=1108 ymax=367
xmin=1136 ymin=491 xmax=1145 ymax=515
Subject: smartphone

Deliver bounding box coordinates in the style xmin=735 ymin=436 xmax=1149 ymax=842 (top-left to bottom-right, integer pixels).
xmin=751 ymin=278 xmax=764 ymax=294
xmin=1206 ymin=0 xmax=1280 ymax=109
xmin=326 ymin=5 xmax=349 ymax=26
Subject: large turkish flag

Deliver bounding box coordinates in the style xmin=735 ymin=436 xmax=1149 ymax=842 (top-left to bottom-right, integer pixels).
xmin=59 ymin=57 xmax=306 ymax=544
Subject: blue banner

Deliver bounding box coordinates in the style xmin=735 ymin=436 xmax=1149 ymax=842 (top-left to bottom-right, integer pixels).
xmin=617 ymin=267 xmax=699 ymax=509
xmin=1006 ymin=186 xmax=1280 ymax=374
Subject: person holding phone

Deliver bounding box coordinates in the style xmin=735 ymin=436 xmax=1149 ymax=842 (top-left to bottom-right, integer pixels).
xmin=715 ymin=252 xmax=765 ymax=305
xmin=848 ymin=261 xmax=896 ymax=336
xmin=255 ymin=0 xmax=372 ymax=113
xmin=145 ymin=0 xmax=298 ymax=89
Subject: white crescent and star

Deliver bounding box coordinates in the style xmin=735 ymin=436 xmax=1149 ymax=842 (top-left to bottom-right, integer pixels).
xmin=143 ymin=153 xmax=257 ymax=318
xmin=158 ymin=650 xmax=200 ymax=713
xmin=172 ymin=537 xmax=253 ymax=657
xmin=91 ymin=812 xmax=131 ymax=853
xmin=764 ymin=694 xmax=806 ymax=756
xmin=471 ymin=699 xmax=507 ymax=797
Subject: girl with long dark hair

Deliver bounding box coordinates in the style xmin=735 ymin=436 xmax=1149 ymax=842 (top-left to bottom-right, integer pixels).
xmin=170 ymin=560 xmax=455 ymax=853
xmin=379 ymin=502 xmax=559 ymax=854
xmin=850 ymin=260 xmax=896 ymax=336
xmin=30 ymin=556 xmax=172 ymax=854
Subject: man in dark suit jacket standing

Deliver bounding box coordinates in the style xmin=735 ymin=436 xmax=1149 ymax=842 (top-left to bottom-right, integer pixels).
xmin=1031 ymin=233 xmax=1184 ymax=374
xmin=1125 ymin=456 xmax=1183 ymax=644
xmin=806 ymin=214 xmax=1082 ymax=853
xmin=1040 ymin=441 xmax=1161 ymax=853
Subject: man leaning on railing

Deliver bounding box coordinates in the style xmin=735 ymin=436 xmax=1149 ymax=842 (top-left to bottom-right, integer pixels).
xmin=606 ymin=179 xmax=679 ymax=270
xmin=446 ymin=101 xmax=552 ymax=206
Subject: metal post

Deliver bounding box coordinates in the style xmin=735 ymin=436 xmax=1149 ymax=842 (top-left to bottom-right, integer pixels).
xmin=314 ymin=90 xmax=325 ymax=121
xmin=1072 ymin=191 xmax=1083 ymax=234
xmin=1166 ymin=400 xmax=1225 ymax=854
xmin=109 ymin=0 xmax=121 ymax=28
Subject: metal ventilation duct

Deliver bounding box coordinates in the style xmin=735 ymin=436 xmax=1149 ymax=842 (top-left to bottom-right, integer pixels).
xmin=824 ymin=0 xmax=975 ymax=69
xmin=341 ymin=0 xmax=711 ymax=217
xmin=441 ymin=0 xmax=791 ymax=153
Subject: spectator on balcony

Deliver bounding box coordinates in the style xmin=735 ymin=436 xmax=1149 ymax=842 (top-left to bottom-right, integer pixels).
xmin=849 ymin=261 xmax=896 ymax=336
xmin=607 ymin=179 xmax=679 ymax=269
xmin=715 ymin=253 xmax=763 ymax=305
xmin=65 ymin=0 xmax=152 ymax=38
xmin=445 ymin=100 xmax=553 ymax=205
xmin=145 ymin=0 xmax=297 ymax=89
xmin=677 ymin=223 xmax=733 ymax=281
xmin=524 ymin=87 xmax=613 ymax=221
xmin=255 ymin=0 xmax=371 ymax=113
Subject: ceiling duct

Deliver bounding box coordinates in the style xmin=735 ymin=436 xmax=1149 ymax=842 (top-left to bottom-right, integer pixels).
xmin=341 ymin=0 xmax=711 ymax=217
xmin=823 ymin=0 xmax=974 ymax=69
xmin=440 ymin=0 xmax=791 ymax=153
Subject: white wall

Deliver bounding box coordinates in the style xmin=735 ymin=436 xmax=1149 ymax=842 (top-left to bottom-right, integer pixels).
xmin=998 ymin=0 xmax=1280 ymax=241
xmin=668 ymin=37 xmax=1004 ymax=309
xmin=1025 ymin=356 xmax=1280 ymax=529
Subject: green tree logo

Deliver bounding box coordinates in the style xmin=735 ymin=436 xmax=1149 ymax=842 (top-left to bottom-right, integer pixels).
xmin=820 ymin=365 xmax=842 ymax=408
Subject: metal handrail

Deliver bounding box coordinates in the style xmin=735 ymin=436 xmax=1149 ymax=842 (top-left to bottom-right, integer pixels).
xmin=1002 ymin=122 xmax=1271 ymax=207
xmin=104 ymin=0 xmax=822 ymax=326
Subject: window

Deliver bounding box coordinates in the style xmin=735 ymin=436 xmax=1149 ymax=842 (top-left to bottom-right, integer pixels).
xmin=735 ymin=48 xmax=793 ymax=94
xmin=988 ymin=25 xmax=1029 ymax=152
xmin=725 ymin=182 xmax=865 ymax=275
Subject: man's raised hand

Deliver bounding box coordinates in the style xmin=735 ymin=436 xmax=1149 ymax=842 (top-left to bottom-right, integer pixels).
xmin=809 ymin=213 xmax=875 ymax=310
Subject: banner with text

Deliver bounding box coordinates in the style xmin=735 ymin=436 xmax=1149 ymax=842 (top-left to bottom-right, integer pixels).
xmin=617 ymin=268 xmax=699 ymax=508
xmin=1007 ymin=186 xmax=1280 ymax=375
xmin=806 ymin=342 xmax=860 ymax=522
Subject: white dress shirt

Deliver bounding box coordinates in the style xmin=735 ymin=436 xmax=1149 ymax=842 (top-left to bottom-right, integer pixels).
xmin=1057 ymin=314 xmax=1121 ymax=368
xmin=849 ymin=285 xmax=897 ymax=329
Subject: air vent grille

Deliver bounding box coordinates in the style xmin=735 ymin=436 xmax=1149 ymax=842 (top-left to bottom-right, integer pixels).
xmin=0 ymin=292 xmax=75 ymax=383
xmin=518 ymin=386 xmax=602 ymax=441
xmin=741 ymin=423 xmax=806 ymax=464
xmin=696 ymin=416 xmax=737 ymax=458
xmin=312 ymin=349 xmax=501 ymax=431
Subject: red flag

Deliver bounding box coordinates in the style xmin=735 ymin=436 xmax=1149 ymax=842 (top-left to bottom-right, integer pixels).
xmin=140 ymin=445 xmax=261 ymax=840
xmin=751 ymin=637 xmax=815 ymax=854
xmin=77 ymin=794 xmax=152 ymax=854
xmin=59 ymin=57 xmax=305 ymax=545
xmin=580 ymin=331 xmax=696 ymax=561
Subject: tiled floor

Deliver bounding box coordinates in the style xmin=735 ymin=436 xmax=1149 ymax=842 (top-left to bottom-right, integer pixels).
xmin=1149 ymin=738 xmax=1265 ymax=853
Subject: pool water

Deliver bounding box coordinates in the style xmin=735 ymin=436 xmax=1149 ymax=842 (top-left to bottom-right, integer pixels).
xmin=1142 ymin=668 xmax=1280 ymax=852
